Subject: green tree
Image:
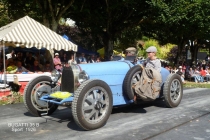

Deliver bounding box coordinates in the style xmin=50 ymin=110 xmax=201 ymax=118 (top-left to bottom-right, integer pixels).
xmin=0 ymin=0 xmax=10 ymax=27
xmin=69 ymin=0 xmax=149 ymax=59
xmin=2 ymin=0 xmax=74 ymax=31
xmin=141 ymin=0 xmax=210 ymax=64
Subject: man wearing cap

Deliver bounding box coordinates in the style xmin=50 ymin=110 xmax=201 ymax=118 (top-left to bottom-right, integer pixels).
xmin=134 ymin=46 xmax=162 ymax=101
xmin=125 ymin=47 xmax=136 ymax=56
xmin=144 ymin=46 xmax=161 ymax=72
xmin=53 ymin=53 xmax=62 ymax=71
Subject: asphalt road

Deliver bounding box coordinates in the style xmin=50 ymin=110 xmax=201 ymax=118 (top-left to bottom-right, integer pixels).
xmin=0 ymin=88 xmax=210 ymax=140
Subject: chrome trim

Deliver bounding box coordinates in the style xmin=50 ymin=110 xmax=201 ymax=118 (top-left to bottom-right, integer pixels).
xmin=70 ymin=64 xmax=81 ymax=91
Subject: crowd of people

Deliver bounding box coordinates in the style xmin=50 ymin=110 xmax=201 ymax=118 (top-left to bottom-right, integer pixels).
xmin=1 ymin=48 xmax=210 ymax=85
xmin=164 ymin=60 xmax=210 ymax=83
xmin=0 ymin=50 xmax=52 ymax=73
xmin=53 ymin=52 xmax=102 ymax=71
xmin=0 ymin=50 xmax=103 ymax=73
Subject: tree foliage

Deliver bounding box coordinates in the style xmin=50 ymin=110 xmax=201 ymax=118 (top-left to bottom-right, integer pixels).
xmin=141 ymin=0 xmax=210 ymax=63
xmin=2 ymin=0 xmax=74 ymax=31
xmin=1 ymin=0 xmax=210 ymax=63
xmin=68 ymin=0 xmax=149 ymax=58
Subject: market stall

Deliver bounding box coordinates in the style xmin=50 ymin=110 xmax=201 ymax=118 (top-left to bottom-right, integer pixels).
xmin=0 ymin=16 xmax=77 ymax=96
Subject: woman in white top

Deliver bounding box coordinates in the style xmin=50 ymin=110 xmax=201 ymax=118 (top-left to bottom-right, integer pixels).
xmin=68 ymin=54 xmax=77 ymax=65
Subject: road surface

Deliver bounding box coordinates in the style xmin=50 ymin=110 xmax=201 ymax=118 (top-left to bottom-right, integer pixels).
xmin=0 ymin=88 xmax=209 ymax=140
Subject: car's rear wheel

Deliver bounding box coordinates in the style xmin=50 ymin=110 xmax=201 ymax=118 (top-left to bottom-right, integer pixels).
xmin=23 ymin=76 xmax=58 ymax=117
xmin=123 ymin=65 xmax=143 ymax=100
xmin=163 ymin=74 xmax=183 ymax=108
xmin=72 ymin=79 xmax=113 ymax=130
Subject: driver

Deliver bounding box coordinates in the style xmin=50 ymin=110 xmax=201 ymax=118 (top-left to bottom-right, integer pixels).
xmin=125 ymin=47 xmax=136 ymax=56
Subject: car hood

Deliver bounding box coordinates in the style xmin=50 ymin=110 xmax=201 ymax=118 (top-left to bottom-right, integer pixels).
xmin=77 ymin=61 xmax=132 ymax=85
xmin=78 ymin=61 xmax=132 ymax=76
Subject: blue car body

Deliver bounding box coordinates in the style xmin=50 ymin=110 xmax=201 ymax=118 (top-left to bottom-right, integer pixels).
xmin=40 ymin=60 xmax=170 ymax=106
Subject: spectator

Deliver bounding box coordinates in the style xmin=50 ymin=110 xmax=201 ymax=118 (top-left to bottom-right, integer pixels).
xmin=53 ymin=53 xmax=62 ymax=71
xmin=202 ymin=60 xmax=206 ymax=69
xmin=43 ymin=61 xmax=53 ymax=72
xmin=180 ymin=62 xmax=186 ymax=75
xmin=171 ymin=66 xmax=178 ymax=73
xmin=30 ymin=60 xmax=42 ymax=73
xmin=195 ymin=68 xmax=204 ymax=83
xmin=6 ymin=58 xmax=15 ymax=69
xmin=189 ymin=67 xmax=202 ymax=83
xmin=96 ymin=56 xmax=101 ymax=63
xmin=14 ymin=52 xmax=25 ymax=67
xmin=25 ymin=52 xmax=35 ymax=69
xmin=200 ymin=67 xmax=207 ymax=82
xmin=16 ymin=61 xmax=30 ymax=73
xmin=44 ymin=49 xmax=53 ymax=70
xmin=205 ymin=67 xmax=210 ymax=82
xmin=68 ymin=54 xmax=77 ymax=65
xmin=60 ymin=53 xmax=68 ymax=64
xmin=78 ymin=53 xmax=87 ymax=64
xmin=176 ymin=66 xmax=186 ymax=84
xmin=34 ymin=52 xmax=45 ymax=66
xmin=6 ymin=50 xmax=14 ymax=60
xmin=88 ymin=55 xmax=95 ymax=63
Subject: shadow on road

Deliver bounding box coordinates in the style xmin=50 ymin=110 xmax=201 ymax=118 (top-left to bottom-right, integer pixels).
xmin=112 ymin=104 xmax=147 ymax=114
xmin=22 ymin=99 xmax=168 ymax=131
xmin=111 ymin=99 xmax=168 ymax=114
xmin=23 ymin=112 xmax=37 ymax=117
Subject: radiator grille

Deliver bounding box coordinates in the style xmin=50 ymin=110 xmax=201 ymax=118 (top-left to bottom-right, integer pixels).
xmin=61 ymin=67 xmax=74 ymax=93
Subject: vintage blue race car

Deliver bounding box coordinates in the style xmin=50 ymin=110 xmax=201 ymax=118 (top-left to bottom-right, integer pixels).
xmin=23 ymin=57 xmax=183 ymax=130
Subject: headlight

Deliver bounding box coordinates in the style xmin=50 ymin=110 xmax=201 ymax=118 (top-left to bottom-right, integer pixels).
xmin=51 ymin=69 xmax=61 ymax=83
xmin=78 ymin=70 xmax=89 ymax=84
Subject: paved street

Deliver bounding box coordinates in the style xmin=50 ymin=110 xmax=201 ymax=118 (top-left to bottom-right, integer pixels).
xmin=0 ymin=88 xmax=210 ymax=140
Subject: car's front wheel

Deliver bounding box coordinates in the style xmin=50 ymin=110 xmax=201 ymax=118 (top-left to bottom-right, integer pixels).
xmin=72 ymin=79 xmax=113 ymax=130
xmin=23 ymin=76 xmax=58 ymax=116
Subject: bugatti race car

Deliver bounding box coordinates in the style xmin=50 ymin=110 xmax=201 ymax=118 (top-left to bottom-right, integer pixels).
xmin=23 ymin=58 xmax=183 ymax=130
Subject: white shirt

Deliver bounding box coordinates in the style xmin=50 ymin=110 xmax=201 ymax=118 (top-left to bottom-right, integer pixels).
xmin=6 ymin=54 xmax=12 ymax=59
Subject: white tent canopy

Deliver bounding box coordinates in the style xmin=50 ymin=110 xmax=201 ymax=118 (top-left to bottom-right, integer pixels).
xmin=0 ymin=16 xmax=77 ymax=51
xmin=0 ymin=16 xmax=77 ymax=86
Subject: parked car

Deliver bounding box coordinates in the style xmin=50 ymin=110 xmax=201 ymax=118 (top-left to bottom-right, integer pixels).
xmin=23 ymin=58 xmax=183 ymax=130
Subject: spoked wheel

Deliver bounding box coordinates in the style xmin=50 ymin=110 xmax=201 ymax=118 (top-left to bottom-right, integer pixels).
xmin=72 ymin=79 xmax=113 ymax=130
xmin=163 ymin=74 xmax=183 ymax=108
xmin=123 ymin=65 xmax=142 ymax=100
xmin=23 ymin=76 xmax=58 ymax=116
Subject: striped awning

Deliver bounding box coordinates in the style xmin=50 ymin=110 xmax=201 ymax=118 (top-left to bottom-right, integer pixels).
xmin=0 ymin=16 xmax=77 ymax=51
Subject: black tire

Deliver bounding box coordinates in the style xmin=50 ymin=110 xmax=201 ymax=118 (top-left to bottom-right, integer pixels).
xmin=123 ymin=65 xmax=143 ymax=100
xmin=23 ymin=76 xmax=58 ymax=117
xmin=72 ymin=79 xmax=113 ymax=130
xmin=163 ymin=74 xmax=183 ymax=108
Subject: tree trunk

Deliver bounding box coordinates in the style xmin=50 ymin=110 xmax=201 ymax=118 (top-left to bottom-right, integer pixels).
xmin=175 ymin=39 xmax=186 ymax=65
xmin=104 ymin=39 xmax=114 ymax=61
xmin=190 ymin=44 xmax=199 ymax=65
xmin=51 ymin=19 xmax=58 ymax=32
xmin=43 ymin=15 xmax=50 ymax=28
